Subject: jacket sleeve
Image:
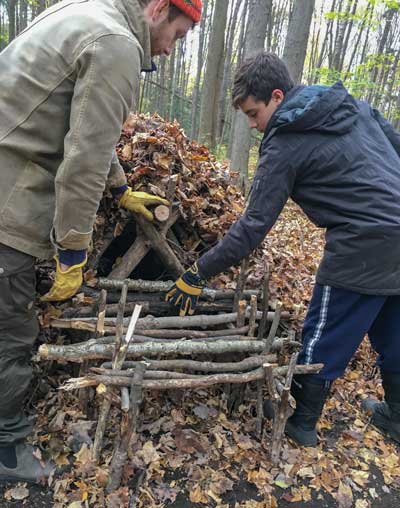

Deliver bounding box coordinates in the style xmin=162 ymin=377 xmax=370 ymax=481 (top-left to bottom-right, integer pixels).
xmin=53 ymin=35 xmax=141 ymax=250
xmin=371 ymin=107 xmax=400 ymax=157
xmin=197 ymin=141 xmax=297 ymax=279
xmin=108 ymin=149 xmax=127 ymax=189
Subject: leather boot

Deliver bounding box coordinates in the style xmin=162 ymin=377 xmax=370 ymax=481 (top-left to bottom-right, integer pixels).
xmin=0 ymin=442 xmax=55 ymax=483
xmin=285 ymin=375 xmax=331 ymax=447
xmin=264 ymin=375 xmax=331 ymax=447
xmin=362 ymin=371 xmax=400 ymax=444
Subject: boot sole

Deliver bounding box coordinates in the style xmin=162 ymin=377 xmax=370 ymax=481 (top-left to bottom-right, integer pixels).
xmin=0 ymin=475 xmax=39 ymax=484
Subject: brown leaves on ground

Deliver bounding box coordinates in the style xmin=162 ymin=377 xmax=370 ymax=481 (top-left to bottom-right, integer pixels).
xmin=93 ymin=113 xmax=324 ymax=315
xmin=25 ymin=115 xmax=398 ymax=506
xmin=19 ymin=338 xmax=399 ymax=508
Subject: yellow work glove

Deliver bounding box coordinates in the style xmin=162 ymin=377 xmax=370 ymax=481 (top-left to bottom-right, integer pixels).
xmin=41 ymin=256 xmax=87 ymax=302
xmin=166 ymin=263 xmax=205 ymax=316
xmin=119 ymin=188 xmax=169 ymax=221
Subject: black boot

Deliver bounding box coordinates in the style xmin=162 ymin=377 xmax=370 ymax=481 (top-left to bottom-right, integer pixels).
xmin=285 ymin=375 xmax=331 ymax=447
xmin=361 ymin=371 xmax=400 ymax=444
xmin=0 ymin=442 xmax=55 ymax=483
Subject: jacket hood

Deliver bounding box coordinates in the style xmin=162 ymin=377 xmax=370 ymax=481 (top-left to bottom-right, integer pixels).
xmin=266 ymin=81 xmax=360 ymax=137
xmin=117 ymin=0 xmax=153 ymax=71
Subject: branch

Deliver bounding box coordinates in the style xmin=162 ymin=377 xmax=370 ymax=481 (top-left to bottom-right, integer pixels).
xmin=62 ymin=363 xmax=323 ymax=391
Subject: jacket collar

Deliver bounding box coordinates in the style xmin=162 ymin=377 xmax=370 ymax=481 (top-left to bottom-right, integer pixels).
xmin=115 ymin=0 xmax=153 ymax=71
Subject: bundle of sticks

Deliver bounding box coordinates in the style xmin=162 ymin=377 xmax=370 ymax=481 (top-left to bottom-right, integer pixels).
xmin=37 ymin=261 xmax=322 ymax=490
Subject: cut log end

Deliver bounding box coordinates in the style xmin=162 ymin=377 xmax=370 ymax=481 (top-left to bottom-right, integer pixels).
xmin=154 ymin=205 xmax=170 ymax=223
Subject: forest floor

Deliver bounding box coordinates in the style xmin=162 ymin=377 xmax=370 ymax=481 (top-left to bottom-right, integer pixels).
xmin=1 ymin=198 xmax=399 ymax=508
xmin=0 ymin=339 xmax=399 ymax=508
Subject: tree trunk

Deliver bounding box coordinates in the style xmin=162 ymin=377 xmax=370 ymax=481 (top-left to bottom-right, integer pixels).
xmin=229 ymin=0 xmax=270 ymax=182
xmin=7 ymin=0 xmax=17 ymax=43
xmin=198 ymin=0 xmax=229 ymax=149
xmin=216 ymin=0 xmax=241 ymax=143
xmin=190 ymin=0 xmax=209 ymax=140
xmin=282 ymin=0 xmax=316 ymax=83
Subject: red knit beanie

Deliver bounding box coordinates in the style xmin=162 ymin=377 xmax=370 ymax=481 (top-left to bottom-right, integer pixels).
xmin=170 ymin=0 xmax=203 ymax=23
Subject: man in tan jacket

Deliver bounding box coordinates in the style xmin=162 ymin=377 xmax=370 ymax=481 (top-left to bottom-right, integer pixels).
xmin=0 ymin=0 xmax=202 ymax=482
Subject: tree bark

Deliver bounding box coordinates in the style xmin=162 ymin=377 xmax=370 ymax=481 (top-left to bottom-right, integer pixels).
xmin=229 ymin=0 xmax=270 ymax=182
xmin=282 ymin=0 xmax=316 ymax=83
xmin=198 ymin=0 xmax=229 ymax=148
xmin=62 ymin=363 xmax=323 ymax=391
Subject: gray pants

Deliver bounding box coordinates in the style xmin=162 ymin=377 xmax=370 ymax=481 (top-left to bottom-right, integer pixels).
xmin=0 ymin=243 xmax=38 ymax=445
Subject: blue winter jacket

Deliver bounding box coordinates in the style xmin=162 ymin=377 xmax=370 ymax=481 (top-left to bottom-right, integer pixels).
xmin=198 ymin=81 xmax=400 ymax=295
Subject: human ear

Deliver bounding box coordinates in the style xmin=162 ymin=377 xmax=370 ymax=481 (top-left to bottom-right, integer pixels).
xmin=271 ymin=89 xmax=284 ymax=104
xmin=151 ymin=0 xmax=170 ymax=23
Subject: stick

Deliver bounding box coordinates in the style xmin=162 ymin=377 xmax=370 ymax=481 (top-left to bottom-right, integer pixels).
xmin=113 ymin=282 xmax=129 ymax=363
xmin=132 ymin=327 xmax=250 ymax=339
xmin=60 ymin=333 xmax=251 ymax=347
xmin=92 ymin=282 xmax=128 ymax=463
xmin=62 ymin=363 xmax=323 ymax=391
xmin=161 ymin=175 xmax=179 ymax=236
xmin=256 ymin=378 xmax=264 ymax=438
xmin=265 ymin=303 xmax=282 ymax=353
xmin=101 ymin=355 xmax=278 ymax=373
xmin=92 ymin=297 xmax=141 ymax=462
xmin=121 ymin=388 xmax=130 ymax=413
xmin=270 ymin=337 xmax=302 ymax=352
xmin=248 ymin=295 xmax=258 ymax=337
xmin=258 ymin=261 xmax=270 ymax=339
xmin=79 ymin=289 xmax=108 ymax=413
xmin=50 ymin=309 xmax=289 ymax=332
xmin=109 ymin=235 xmax=151 ymax=280
xmin=154 ymin=205 xmax=170 ymax=222
xmin=109 ymin=208 xmax=181 ymax=280
xmin=107 ymin=363 xmax=146 ymax=492
xmin=62 ymin=299 xmax=241 ymax=318
xmin=40 ymin=339 xmax=272 ymax=363
xmin=91 ymin=368 xmax=206 ymax=380
xmin=95 ymin=290 xmax=108 ymax=339
xmin=96 ymin=278 xmax=261 ymax=300
xmin=134 ymin=213 xmax=183 ymax=277
xmin=233 ymin=257 xmax=249 ymax=312
xmin=113 ymin=305 xmax=143 ymax=369
xmin=129 ymin=469 xmax=146 ymax=508
xmin=270 ymin=353 xmax=299 ymax=464
xmin=236 ymin=300 xmax=247 ymax=328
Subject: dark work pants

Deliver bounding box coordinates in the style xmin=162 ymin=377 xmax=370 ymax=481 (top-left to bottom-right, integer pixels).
xmin=298 ymin=283 xmax=400 ymax=380
xmin=0 ymin=243 xmax=38 ymax=445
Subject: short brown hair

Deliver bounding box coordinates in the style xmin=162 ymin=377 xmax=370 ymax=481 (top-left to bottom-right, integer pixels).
xmin=168 ymin=5 xmax=183 ymax=22
xmin=233 ymin=52 xmax=294 ymax=109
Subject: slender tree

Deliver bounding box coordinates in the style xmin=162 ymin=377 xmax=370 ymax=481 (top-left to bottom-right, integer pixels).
xmin=229 ymin=0 xmax=270 ymax=181
xmin=282 ymin=0 xmax=316 ymax=83
xmin=198 ymin=0 xmax=229 ymax=148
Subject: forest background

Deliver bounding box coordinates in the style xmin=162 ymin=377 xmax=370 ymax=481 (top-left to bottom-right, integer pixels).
xmin=1 ymin=0 xmax=399 ymax=181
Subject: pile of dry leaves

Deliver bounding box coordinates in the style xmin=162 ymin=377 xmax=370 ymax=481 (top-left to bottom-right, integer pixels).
xmin=105 ymin=113 xmax=324 ymax=316
xmin=4 ymin=115 xmax=398 ymax=508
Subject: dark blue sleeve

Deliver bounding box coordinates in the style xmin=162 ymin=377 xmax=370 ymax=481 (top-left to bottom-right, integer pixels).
xmin=371 ymin=108 xmax=400 ymax=157
xmin=197 ymin=141 xmax=297 ymax=279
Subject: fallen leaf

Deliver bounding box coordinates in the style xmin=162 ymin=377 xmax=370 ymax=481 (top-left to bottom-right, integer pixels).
xmin=4 ymin=485 xmax=30 ymax=501
xmin=336 ymin=481 xmax=353 ymax=508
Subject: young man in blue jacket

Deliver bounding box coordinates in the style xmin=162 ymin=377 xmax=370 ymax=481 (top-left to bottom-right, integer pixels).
xmin=167 ymin=52 xmax=400 ymax=447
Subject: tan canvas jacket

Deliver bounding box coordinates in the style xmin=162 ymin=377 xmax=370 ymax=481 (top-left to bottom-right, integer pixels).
xmin=0 ymin=0 xmax=152 ymax=258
